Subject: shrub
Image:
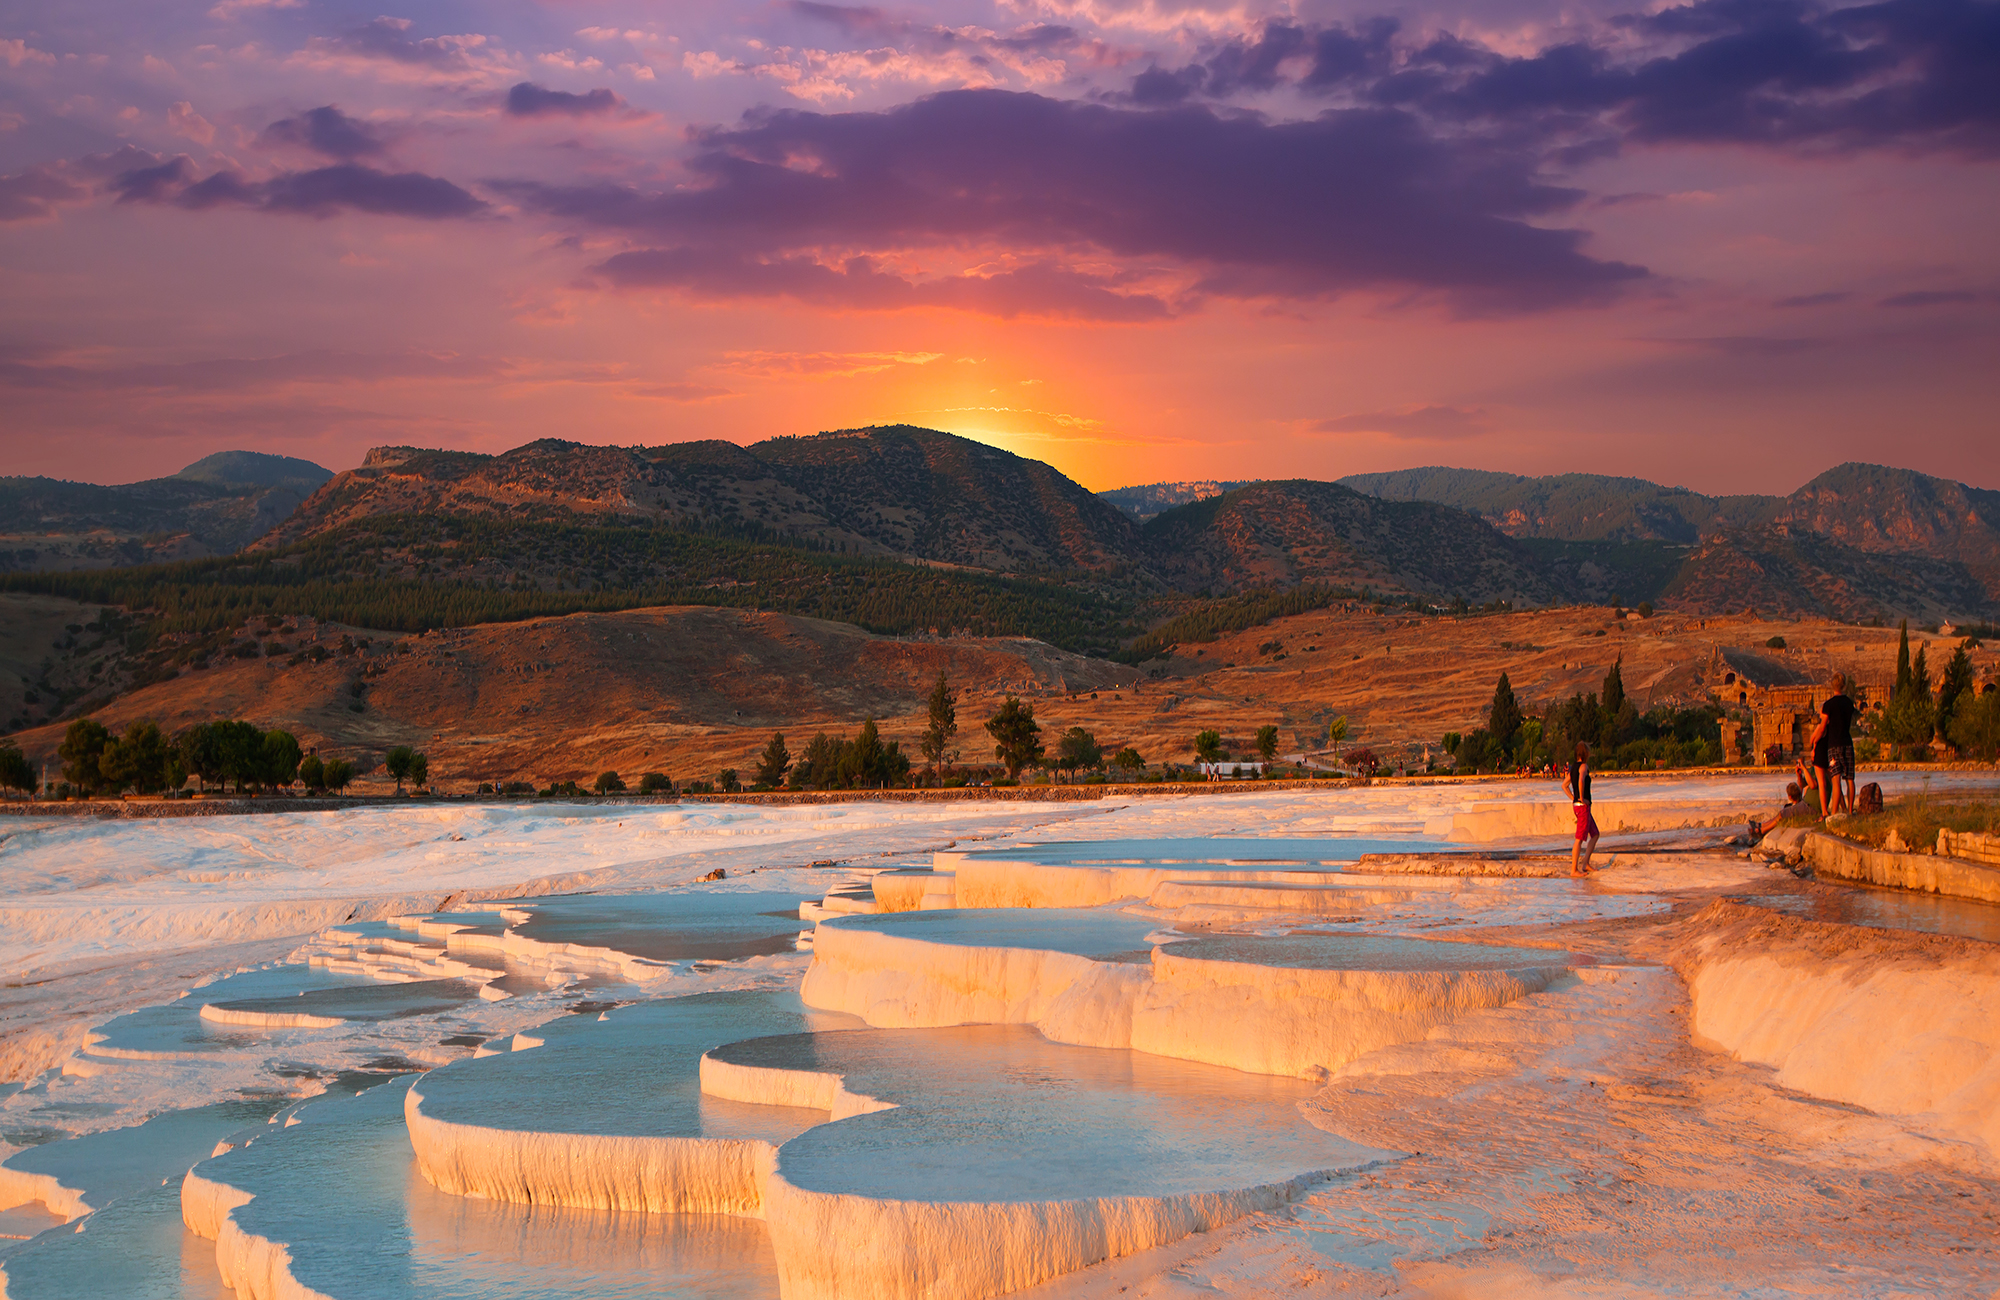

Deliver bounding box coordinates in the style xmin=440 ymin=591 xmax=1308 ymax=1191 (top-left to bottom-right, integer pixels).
xmin=638 ymin=772 xmax=673 ymax=795
xmin=323 ymin=758 xmax=354 ymax=793
xmin=1766 ymin=636 xmax=1786 ymax=649
xmin=502 ymin=780 xmax=535 ymax=795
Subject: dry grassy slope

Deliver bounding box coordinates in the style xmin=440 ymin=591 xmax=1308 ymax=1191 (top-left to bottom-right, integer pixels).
xmin=9 ymin=603 xmax=1990 ymax=789
xmin=2 ymin=607 xmax=1144 ymax=789
xmin=1143 ymin=480 xmax=1561 ymax=603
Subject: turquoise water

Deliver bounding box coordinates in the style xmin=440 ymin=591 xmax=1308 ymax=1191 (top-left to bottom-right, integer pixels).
xmin=715 ymin=1025 xmax=1364 ymax=1203
xmin=821 ymin=908 xmax=1163 ymax=957
xmin=1161 ymin=934 xmax=1582 ymax=972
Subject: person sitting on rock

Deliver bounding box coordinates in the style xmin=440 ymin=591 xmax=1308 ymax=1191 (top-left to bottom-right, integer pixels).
xmin=1749 ymin=761 xmax=1815 ymax=839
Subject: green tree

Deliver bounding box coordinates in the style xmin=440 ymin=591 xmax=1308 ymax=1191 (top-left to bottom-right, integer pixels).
xmin=1255 ymin=725 xmax=1280 ymax=763
xmin=920 ymin=670 xmax=958 ymax=772
xmin=1894 ymin=620 xmax=1913 ymax=697
xmin=1601 ymin=658 xmax=1625 ymax=720
xmin=1056 ymin=727 xmax=1102 ymax=782
xmin=0 ymin=741 xmax=34 ymax=796
xmin=638 ymin=772 xmax=673 ymax=795
xmin=1947 ymin=688 xmax=2000 ymax=759
xmin=718 ymin=768 xmax=741 ymax=793
xmin=1488 ymin=673 xmax=1524 ymax=755
xmin=1193 ymin=729 xmax=1225 ymax=764
xmin=1112 ymin=746 xmax=1144 ymax=776
xmin=408 ymin=752 xmax=429 ymax=789
xmin=178 ymin=722 xmax=221 ymax=793
xmin=595 ymin=770 xmax=626 ymax=793
xmin=790 ymin=733 xmax=841 ymax=789
xmin=754 ymin=732 xmax=791 ymax=789
xmin=385 ymin=745 xmax=415 ymax=793
xmin=212 ymin=720 xmax=264 ymax=793
xmin=59 ymin=718 xmax=110 ymax=795
xmin=323 ymin=758 xmax=354 ymax=793
xmin=1885 ymin=643 xmax=1936 ymax=749
xmin=1326 ymin=716 xmax=1348 ymax=764
xmin=261 ymin=730 xmax=302 ymax=790
xmin=986 ymin=696 xmax=1043 ymax=779
xmin=299 ymin=754 xmax=326 ymax=792
xmin=101 ymin=720 xmax=171 ymax=794
xmin=1937 ymin=641 xmax=1976 ymax=741
xmin=846 ymin=719 xmax=887 ymax=787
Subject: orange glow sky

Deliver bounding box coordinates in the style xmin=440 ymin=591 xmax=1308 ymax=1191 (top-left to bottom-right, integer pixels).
xmin=3 ymin=0 xmax=1997 ymax=494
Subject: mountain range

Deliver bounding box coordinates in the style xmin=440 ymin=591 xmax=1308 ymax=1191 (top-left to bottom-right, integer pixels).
xmin=4 ymin=434 xmax=1995 ymax=632
xmin=1337 ymin=463 xmax=2000 ymax=621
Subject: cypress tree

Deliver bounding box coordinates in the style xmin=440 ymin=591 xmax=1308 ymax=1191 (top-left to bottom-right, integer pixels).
xmin=1488 ymin=673 xmax=1524 ymax=751
xmin=1602 ymin=658 xmax=1625 ymax=720
xmin=1894 ymin=620 xmax=1912 ymax=697
xmin=921 ymin=670 xmax=958 ymax=771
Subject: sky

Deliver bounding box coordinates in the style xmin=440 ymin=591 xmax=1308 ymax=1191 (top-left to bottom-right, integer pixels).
xmin=1 ymin=0 xmax=1996 ymax=494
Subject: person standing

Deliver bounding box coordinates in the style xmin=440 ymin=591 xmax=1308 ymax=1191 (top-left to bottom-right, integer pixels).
xmin=1563 ymin=740 xmax=1599 ymax=876
xmin=1816 ymin=673 xmax=1859 ymax=815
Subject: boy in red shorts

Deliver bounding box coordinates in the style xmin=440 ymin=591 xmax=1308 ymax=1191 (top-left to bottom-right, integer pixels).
xmin=1563 ymin=740 xmax=1599 ymax=876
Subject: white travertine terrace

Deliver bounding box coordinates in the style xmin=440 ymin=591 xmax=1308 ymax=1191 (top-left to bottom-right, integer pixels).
xmin=1678 ymin=900 xmax=2000 ymax=1157
xmin=802 ymin=909 xmax=1581 ymax=1078
xmin=14 ymin=785 xmax=2000 ymax=1298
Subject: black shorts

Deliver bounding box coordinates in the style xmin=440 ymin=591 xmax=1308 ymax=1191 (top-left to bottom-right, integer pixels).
xmin=1812 ymin=738 xmax=1829 ymax=769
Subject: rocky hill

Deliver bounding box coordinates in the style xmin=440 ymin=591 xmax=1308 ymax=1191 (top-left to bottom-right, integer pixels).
xmin=261 ymin=427 xmax=1147 ymax=576
xmin=0 ymin=451 xmax=333 ymax=572
xmin=1336 ymin=467 xmax=1773 ymax=542
xmin=1340 ymin=462 xmax=2000 ymax=619
xmin=1141 ymin=480 xmax=1562 ymax=605
xmin=1097 ymin=479 xmax=1259 ymax=522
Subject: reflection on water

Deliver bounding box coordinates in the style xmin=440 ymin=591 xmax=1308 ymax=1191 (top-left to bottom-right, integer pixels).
xmin=405 ymin=1162 xmax=779 ymax=1299
xmin=1732 ymin=887 xmax=2000 ymax=945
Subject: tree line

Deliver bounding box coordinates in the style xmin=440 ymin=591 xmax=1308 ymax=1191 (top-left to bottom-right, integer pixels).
xmin=21 ymin=716 xmax=428 ymax=798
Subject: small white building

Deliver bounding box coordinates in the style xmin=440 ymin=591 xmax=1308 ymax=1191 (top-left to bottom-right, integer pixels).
xmin=1197 ymin=761 xmax=1267 ymax=780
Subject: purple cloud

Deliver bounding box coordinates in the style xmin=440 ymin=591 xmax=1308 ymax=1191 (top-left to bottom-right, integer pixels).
xmin=505 ymin=83 xmax=624 ymax=117
xmin=499 ymin=89 xmax=1645 ymax=314
xmin=1878 ymin=289 xmax=1985 ymax=307
xmin=590 ymin=249 xmax=1171 ymax=321
xmin=0 ymin=166 xmax=87 ymax=222
xmin=262 ymin=106 xmax=384 ymax=159
xmin=118 ymin=159 xmax=487 ymax=219
xmin=1312 ymin=405 xmax=1490 ymax=439
xmin=1131 ymin=0 xmax=2000 ymax=158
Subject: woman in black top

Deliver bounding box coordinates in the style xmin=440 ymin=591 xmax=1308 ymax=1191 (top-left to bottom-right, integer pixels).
xmin=1563 ymin=740 xmax=1598 ymax=876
